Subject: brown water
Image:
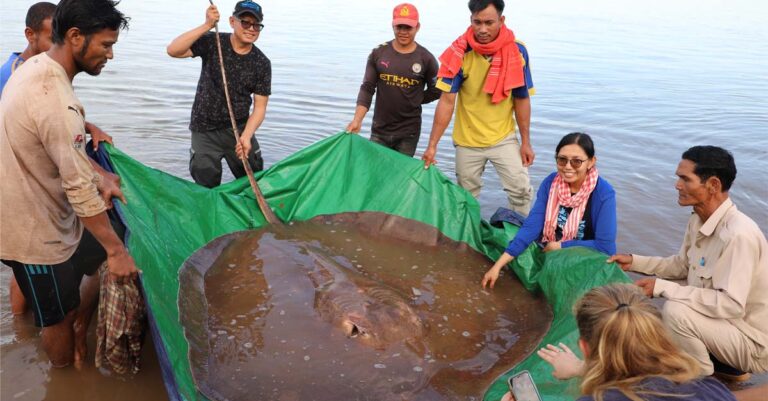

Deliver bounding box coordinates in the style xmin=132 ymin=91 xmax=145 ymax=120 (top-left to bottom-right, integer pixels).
xmin=179 ymin=214 xmax=551 ymax=401
xmin=0 ymin=268 xmax=168 ymax=401
xmin=1 ymin=0 xmax=766 ymax=399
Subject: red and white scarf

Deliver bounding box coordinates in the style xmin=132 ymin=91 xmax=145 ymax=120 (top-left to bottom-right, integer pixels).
xmin=542 ymin=167 xmax=599 ymax=243
xmin=437 ymin=25 xmax=524 ymax=104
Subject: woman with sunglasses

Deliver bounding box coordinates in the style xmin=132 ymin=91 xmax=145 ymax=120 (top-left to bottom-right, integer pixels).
xmin=482 ymin=132 xmax=616 ymax=289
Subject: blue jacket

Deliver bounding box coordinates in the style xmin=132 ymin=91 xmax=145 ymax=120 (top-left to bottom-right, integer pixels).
xmin=576 ymin=376 xmax=735 ymax=401
xmin=505 ymin=172 xmax=617 ymax=256
xmin=0 ymin=53 xmax=22 ymax=97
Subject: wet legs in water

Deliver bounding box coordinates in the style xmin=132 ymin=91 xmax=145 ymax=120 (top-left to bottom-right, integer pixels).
xmin=40 ymin=272 xmax=100 ymax=368
xmin=10 ymin=276 xmax=27 ymax=315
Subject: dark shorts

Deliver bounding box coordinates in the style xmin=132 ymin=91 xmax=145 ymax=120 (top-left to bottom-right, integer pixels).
xmin=3 ymin=216 xmax=124 ymax=327
xmin=190 ymin=125 xmax=264 ymax=188
xmin=370 ymin=132 xmax=420 ymax=157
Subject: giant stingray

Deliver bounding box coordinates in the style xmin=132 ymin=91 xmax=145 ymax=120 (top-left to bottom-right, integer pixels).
xmin=179 ymin=212 xmax=552 ymax=401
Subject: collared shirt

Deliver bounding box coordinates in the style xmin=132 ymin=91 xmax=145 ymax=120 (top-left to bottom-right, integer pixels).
xmin=435 ymin=41 xmax=534 ymax=148
xmin=632 ymin=198 xmax=768 ymax=347
xmin=0 ymin=53 xmax=106 ymax=264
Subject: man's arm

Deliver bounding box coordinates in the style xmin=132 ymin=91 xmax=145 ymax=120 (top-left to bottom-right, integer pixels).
xmin=609 ymin=251 xmax=690 ymax=281
xmin=80 ymin=212 xmax=138 ymax=277
xmin=85 ymin=160 xmax=136 ymax=277
xmin=421 ymin=92 xmax=456 ymax=168
xmin=630 ymin=226 xmax=693 ymax=279
xmin=653 ymin=232 xmax=760 ymax=319
xmin=347 ymin=50 xmax=377 ymax=133
xmin=36 ymin=98 xmax=136 ymax=277
xmin=608 ymin=221 xmax=694 ymax=279
xmin=513 ymin=96 xmax=534 ymax=167
xmin=236 ymin=94 xmax=268 ymax=159
xmin=346 ymin=105 xmax=369 ymax=134
xmin=84 ymin=121 xmax=113 ymax=151
xmin=166 ymin=4 xmax=218 ymax=58
xmin=88 ymin=159 xmax=126 ymax=208
xmin=631 ymin=254 xmax=690 ymax=279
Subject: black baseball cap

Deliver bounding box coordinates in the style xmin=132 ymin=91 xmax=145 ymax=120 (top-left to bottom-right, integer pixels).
xmin=233 ymin=0 xmax=263 ymax=21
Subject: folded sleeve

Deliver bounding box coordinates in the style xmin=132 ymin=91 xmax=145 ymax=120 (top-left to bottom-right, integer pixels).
xmin=33 ymin=89 xmax=105 ymax=217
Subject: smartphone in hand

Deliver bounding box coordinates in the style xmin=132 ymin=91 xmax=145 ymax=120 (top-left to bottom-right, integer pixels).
xmin=508 ymin=370 xmax=542 ymax=401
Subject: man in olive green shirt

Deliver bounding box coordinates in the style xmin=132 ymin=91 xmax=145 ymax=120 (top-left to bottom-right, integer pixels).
xmin=609 ymin=146 xmax=768 ymax=378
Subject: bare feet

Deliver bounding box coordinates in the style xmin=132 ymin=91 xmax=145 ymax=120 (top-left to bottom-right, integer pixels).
xmin=10 ymin=276 xmax=27 ymax=315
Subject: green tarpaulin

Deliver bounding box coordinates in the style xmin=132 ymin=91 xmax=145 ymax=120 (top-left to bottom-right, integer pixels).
xmin=105 ymin=132 xmax=629 ymax=401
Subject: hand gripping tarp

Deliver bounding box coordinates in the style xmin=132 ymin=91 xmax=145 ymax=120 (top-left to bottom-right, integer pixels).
xmin=100 ymin=132 xmax=629 ymax=401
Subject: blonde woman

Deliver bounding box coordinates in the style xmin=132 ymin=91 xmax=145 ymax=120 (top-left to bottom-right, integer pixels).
xmin=536 ymin=284 xmax=735 ymax=401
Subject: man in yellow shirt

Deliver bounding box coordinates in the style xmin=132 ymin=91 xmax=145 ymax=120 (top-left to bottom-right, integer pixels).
xmin=609 ymin=146 xmax=768 ymax=380
xmin=422 ymin=0 xmax=535 ymax=215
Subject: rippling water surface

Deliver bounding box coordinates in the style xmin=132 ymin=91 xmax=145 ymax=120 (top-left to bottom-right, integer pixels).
xmin=1 ymin=0 xmax=766 ymax=399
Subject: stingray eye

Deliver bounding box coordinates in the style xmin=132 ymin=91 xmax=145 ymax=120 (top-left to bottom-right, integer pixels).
xmin=348 ymin=323 xmax=370 ymax=338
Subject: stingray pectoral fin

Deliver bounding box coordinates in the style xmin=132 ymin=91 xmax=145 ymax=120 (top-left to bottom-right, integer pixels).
xmin=405 ymin=337 xmax=429 ymax=357
xmin=305 ymin=245 xmax=349 ymax=288
xmin=306 ymin=267 xmax=334 ymax=289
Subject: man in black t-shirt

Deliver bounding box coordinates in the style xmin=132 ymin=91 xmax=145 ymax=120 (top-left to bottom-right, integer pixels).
xmin=167 ymin=0 xmax=271 ymax=188
xmin=346 ymin=3 xmax=440 ymax=157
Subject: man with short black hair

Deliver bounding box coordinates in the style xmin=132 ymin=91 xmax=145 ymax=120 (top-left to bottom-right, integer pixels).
xmin=346 ymin=3 xmax=440 ymax=157
xmin=1 ymin=0 xmax=138 ymax=367
xmin=1 ymin=1 xmax=58 ymax=318
xmin=167 ymin=0 xmax=271 ymax=188
xmin=0 ymin=2 xmax=56 ymax=95
xmin=422 ymin=0 xmax=535 ymax=215
xmin=2 ymin=0 xmax=116 ymax=318
xmin=609 ymin=146 xmax=768 ymax=379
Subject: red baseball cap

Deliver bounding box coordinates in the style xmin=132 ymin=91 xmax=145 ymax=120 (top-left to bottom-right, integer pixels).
xmin=392 ymin=3 xmax=419 ymax=27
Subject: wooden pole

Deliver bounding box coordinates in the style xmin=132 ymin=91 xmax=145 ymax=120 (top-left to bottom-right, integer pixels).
xmin=207 ymin=0 xmax=281 ymax=225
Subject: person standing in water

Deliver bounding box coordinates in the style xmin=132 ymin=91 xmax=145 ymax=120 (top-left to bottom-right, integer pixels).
xmin=1 ymin=1 xmax=116 ymax=318
xmin=1 ymin=0 xmax=139 ymax=367
xmin=422 ymin=0 xmax=535 ymax=215
xmin=167 ymin=0 xmax=271 ymax=188
xmin=346 ymin=3 xmax=441 ymax=157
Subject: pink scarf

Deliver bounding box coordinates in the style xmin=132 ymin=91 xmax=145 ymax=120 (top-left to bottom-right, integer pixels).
xmin=437 ymin=25 xmax=524 ymax=104
xmin=542 ymin=168 xmax=599 ymax=243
